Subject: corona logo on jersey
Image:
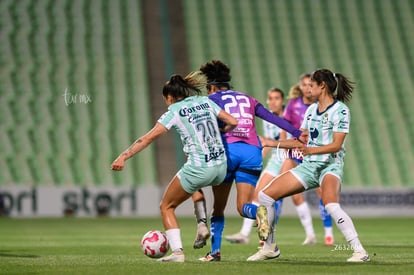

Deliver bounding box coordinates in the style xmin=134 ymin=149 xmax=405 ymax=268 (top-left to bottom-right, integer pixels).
xmin=178 ymin=103 xmax=210 ymax=116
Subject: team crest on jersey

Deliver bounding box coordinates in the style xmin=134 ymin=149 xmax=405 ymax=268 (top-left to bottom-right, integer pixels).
xmin=322 ymin=113 xmax=329 ymax=124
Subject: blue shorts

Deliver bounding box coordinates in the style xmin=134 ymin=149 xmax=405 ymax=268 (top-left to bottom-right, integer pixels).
xmin=223 ymin=142 xmax=262 ymax=186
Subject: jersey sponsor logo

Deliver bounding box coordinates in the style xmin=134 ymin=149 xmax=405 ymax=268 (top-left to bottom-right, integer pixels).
xmin=237 ymin=118 xmax=253 ymax=125
xmin=179 ymin=103 xmax=210 ymax=117
xmin=310 ymin=127 xmax=319 ymax=140
xmin=230 ymin=127 xmax=250 ymax=137
xmin=188 ymin=112 xmax=212 ymax=123
xmin=204 ymin=149 xmax=225 ymax=162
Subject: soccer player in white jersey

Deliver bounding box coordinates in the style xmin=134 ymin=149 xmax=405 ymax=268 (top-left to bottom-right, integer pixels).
xmin=255 ymin=68 xmax=370 ymax=262
xmin=111 ymin=71 xmax=238 ymax=262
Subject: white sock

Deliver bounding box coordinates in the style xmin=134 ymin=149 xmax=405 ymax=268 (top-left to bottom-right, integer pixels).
xmin=324 ymin=226 xmax=333 ymax=237
xmin=325 ymin=203 xmax=366 ymax=253
xmin=240 ymin=217 xmax=255 ymax=237
xmin=240 ymin=201 xmax=259 ymax=236
xmin=165 ymin=228 xmax=182 ymax=252
xmin=194 ymin=200 xmax=207 ymax=225
xmin=258 ymin=191 xmax=275 ymax=206
xmin=296 ymin=202 xmax=315 ymax=237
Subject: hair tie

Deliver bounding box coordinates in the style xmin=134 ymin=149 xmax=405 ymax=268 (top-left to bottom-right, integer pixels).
xmin=207 ymin=81 xmax=230 ymax=85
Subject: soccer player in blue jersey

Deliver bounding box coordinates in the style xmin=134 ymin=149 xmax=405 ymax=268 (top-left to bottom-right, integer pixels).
xmin=197 ymin=60 xmax=306 ymax=261
xmin=256 ymin=69 xmax=370 ymax=262
xmin=225 ymin=87 xmax=285 ymax=246
xmin=111 ymin=71 xmax=238 ymax=262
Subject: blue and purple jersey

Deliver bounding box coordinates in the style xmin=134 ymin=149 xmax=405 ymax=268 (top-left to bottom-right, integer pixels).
xmin=209 ymin=90 xmax=301 ymax=147
xmin=283 ymin=97 xmax=311 ymax=129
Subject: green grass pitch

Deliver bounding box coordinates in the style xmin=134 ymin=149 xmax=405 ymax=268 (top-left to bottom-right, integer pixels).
xmin=0 ymin=217 xmax=413 ymax=274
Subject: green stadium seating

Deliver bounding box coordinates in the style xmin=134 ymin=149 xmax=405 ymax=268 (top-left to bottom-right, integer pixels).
xmin=183 ymin=0 xmax=414 ymax=187
xmin=1 ymin=0 xmax=412 ymax=188
xmin=0 ymin=0 xmax=156 ymax=186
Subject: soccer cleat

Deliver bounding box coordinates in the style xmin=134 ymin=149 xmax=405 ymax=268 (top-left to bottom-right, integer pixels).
xmin=347 ymin=251 xmax=370 ymax=262
xmin=157 ymin=250 xmax=185 ymax=262
xmin=324 ymin=235 xmax=334 ymax=246
xmin=225 ymin=232 xmax=249 ymax=244
xmin=193 ymin=223 xmax=210 ymax=249
xmin=198 ymin=252 xmax=221 ymax=262
xmin=256 ymin=205 xmax=270 ymax=241
xmin=302 ymin=235 xmax=317 ymax=245
xmin=247 ymin=246 xmax=281 ymax=261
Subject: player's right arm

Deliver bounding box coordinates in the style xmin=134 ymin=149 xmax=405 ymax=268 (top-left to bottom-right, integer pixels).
xmin=261 ymin=136 xmax=303 ymax=149
xmin=217 ymin=110 xmax=238 ymax=133
xmin=111 ymin=123 xmax=168 ymax=171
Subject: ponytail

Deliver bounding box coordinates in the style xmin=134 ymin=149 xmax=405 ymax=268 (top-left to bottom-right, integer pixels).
xmin=334 ymin=73 xmax=354 ymax=103
xmin=311 ymin=69 xmax=354 ymax=103
xmin=163 ymin=71 xmax=207 ymax=99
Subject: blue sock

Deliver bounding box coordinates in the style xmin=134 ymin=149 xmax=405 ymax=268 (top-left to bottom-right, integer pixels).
xmin=210 ymin=215 xmax=225 ymax=255
xmin=274 ymin=199 xmax=283 ymax=225
xmin=241 ymin=203 xmax=257 ymax=219
xmin=319 ymin=199 xmax=332 ymax=227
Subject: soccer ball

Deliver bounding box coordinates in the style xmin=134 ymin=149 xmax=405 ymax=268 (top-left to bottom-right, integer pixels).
xmin=140 ymin=230 xmax=169 ymax=258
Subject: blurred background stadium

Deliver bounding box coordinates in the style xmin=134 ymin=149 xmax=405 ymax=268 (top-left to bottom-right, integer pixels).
xmin=0 ymin=0 xmax=413 ymax=217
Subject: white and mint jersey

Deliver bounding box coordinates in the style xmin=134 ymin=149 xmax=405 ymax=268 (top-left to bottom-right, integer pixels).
xmin=158 ymin=96 xmax=226 ymax=167
xmin=301 ymin=100 xmax=350 ymax=163
xmin=262 ymin=120 xmax=283 ymax=163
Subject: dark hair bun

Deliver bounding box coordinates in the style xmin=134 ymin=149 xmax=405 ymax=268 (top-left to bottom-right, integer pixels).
xmin=169 ymin=74 xmax=184 ymax=84
xmin=200 ymin=60 xmax=231 ymax=83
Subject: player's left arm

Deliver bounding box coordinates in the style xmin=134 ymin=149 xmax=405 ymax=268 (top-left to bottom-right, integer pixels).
xmin=111 ymin=123 xmax=168 ymax=171
xmin=255 ymin=103 xmax=303 ymax=139
xmin=300 ymin=132 xmax=347 ymax=156
xmin=261 ymin=136 xmax=303 ymax=149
